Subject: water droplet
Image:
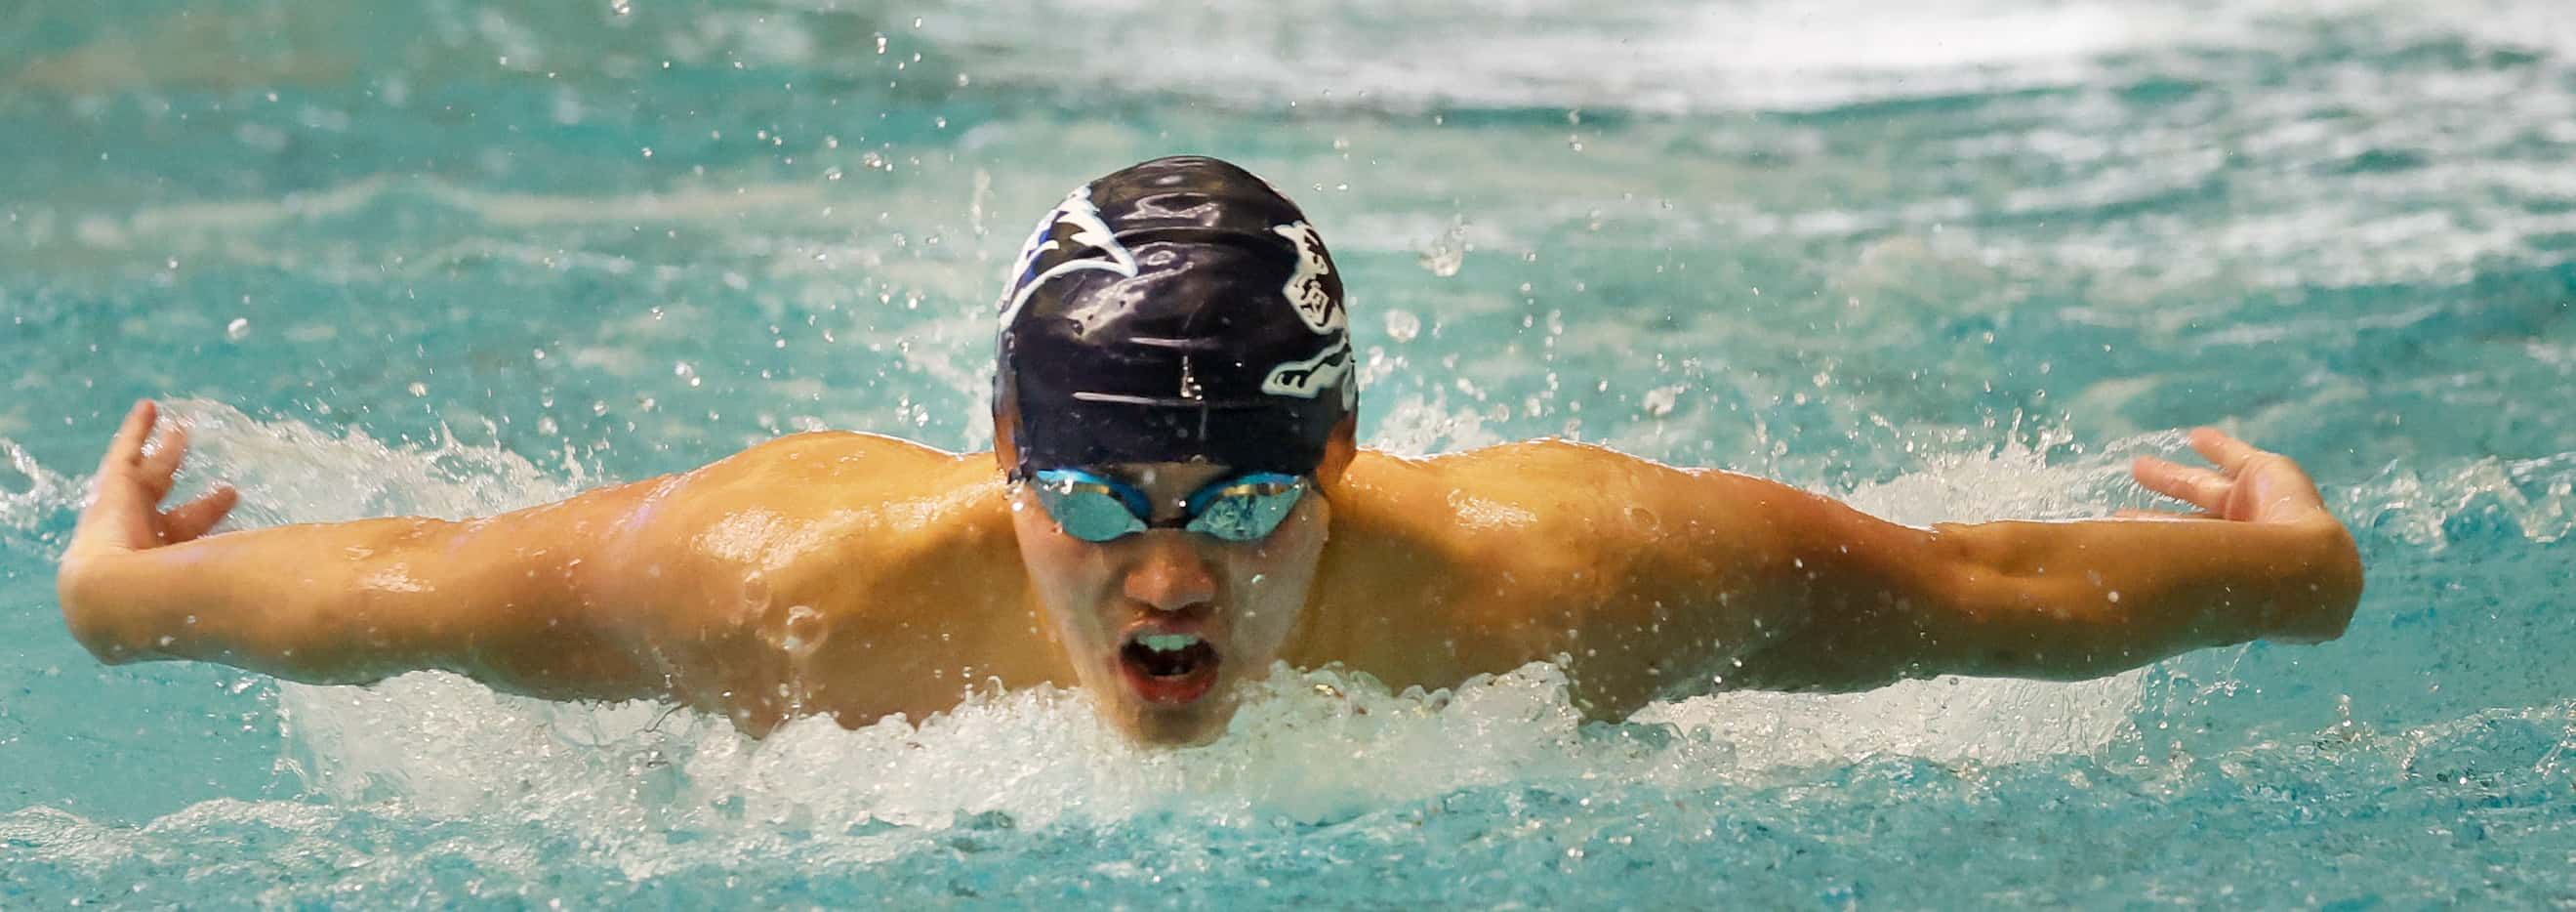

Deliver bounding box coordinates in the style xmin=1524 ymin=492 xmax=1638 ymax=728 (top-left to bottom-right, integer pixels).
xmin=1416 ymin=220 xmax=1467 ymax=277
xmin=1641 ymin=385 xmax=1683 ymax=418
xmin=1383 ymin=310 xmax=1421 ymax=343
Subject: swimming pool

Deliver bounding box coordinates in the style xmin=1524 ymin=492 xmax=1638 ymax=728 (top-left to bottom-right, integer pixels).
xmin=4 ymin=0 xmax=2572 ymax=905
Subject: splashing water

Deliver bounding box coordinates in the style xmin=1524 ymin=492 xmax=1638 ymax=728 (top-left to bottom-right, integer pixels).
xmin=8 ymin=0 xmax=2576 ymax=903
xmin=129 ymin=399 xmax=2147 ymax=830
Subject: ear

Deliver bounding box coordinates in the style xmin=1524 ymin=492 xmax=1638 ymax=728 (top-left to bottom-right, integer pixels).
xmin=1314 ymin=415 xmax=1359 ymax=488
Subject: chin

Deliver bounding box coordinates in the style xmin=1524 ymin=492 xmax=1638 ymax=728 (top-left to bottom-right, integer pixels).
xmin=1116 ymin=699 xmax=1237 ymax=748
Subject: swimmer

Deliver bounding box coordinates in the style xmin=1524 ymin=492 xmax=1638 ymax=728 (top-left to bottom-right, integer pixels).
xmin=54 ymin=156 xmax=2364 ymax=746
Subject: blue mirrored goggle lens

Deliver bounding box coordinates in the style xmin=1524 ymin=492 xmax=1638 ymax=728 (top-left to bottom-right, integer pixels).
xmin=1183 ymin=474 xmax=1305 ymax=541
xmin=1031 ymin=470 xmax=1307 ymax=543
xmin=1031 ymin=473 xmax=1148 ymax=543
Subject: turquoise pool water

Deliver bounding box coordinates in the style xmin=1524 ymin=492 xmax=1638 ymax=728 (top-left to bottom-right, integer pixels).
xmin=5 ymin=0 xmax=2573 ymax=905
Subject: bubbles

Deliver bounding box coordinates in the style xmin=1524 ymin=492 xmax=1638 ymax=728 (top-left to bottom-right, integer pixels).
xmin=191 ymin=396 xmax=2187 ymax=817
xmin=1382 ymin=310 xmax=1422 ymax=343
xmin=252 ymin=643 xmax=2156 ymax=899
xmin=910 ymin=0 xmax=2229 ymax=114
xmin=139 ymin=398 xmax=2568 ymax=839
xmin=149 ymin=400 xmax=581 ymax=529
xmin=0 ymin=438 xmax=76 ymax=542
xmin=1640 ymin=385 xmax=1683 ymax=418
xmin=0 ymin=449 xmax=34 ymax=498
xmin=1416 ymin=221 xmax=1467 ymax=277
xmin=2344 ymin=452 xmax=2576 ymax=550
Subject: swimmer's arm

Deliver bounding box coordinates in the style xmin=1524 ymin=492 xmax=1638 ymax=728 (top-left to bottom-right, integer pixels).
xmin=1716 ymin=429 xmax=2364 ymax=690
xmin=57 ymin=401 xmax=660 ymax=697
xmin=59 ymin=513 xmax=656 ymax=694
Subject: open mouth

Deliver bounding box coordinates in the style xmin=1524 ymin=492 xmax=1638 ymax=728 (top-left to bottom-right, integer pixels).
xmin=1118 ymin=632 xmax=1222 ymax=705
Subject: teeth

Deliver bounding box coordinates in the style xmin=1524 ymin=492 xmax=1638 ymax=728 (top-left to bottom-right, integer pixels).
xmin=1139 ymin=633 xmax=1201 ymax=653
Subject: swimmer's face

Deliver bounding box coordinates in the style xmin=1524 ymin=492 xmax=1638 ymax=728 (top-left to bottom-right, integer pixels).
xmin=1006 ymin=461 xmax=1332 ymax=747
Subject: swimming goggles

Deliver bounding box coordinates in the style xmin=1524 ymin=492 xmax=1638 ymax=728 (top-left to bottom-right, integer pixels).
xmin=1029 ymin=468 xmax=1308 ymax=543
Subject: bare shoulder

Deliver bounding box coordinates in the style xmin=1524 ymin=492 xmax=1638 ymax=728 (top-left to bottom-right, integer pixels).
xmin=577 ymin=433 xmax=1033 ymax=729
xmin=653 ymin=431 xmax=1005 ymax=565
xmin=1334 ymin=440 xmax=1808 ymax=567
xmin=677 ymin=431 xmax=988 ymax=502
xmin=1307 ymin=441 xmax=1810 ymax=701
xmin=586 ymin=433 xmax=1017 ymax=631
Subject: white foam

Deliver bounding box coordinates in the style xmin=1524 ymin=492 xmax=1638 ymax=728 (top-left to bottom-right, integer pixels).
xmin=917 ymin=0 xmax=2576 ymax=114
xmin=918 ymin=0 xmax=2237 ymax=114
xmin=161 ymin=399 xmax=583 ymax=525
xmin=2343 ymin=450 xmax=2576 ymax=551
xmin=90 ymin=400 xmax=2189 ymax=834
xmin=60 ymin=399 xmax=2541 ymax=825
xmin=1636 ymin=429 xmax=2176 ymax=767
xmin=0 ymin=436 xmax=84 ymax=550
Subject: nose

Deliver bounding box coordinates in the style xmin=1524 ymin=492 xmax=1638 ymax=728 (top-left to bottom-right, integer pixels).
xmin=1123 ymin=533 xmax=1217 ymax=613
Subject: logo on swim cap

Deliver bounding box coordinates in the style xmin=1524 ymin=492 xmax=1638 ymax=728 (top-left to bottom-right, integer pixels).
xmin=994 ymin=156 xmax=1358 ymax=478
xmin=1261 ymin=337 xmax=1356 ymax=407
xmin=998 ymin=186 xmax=1138 ymax=328
xmin=1272 ymin=222 xmax=1342 ymax=335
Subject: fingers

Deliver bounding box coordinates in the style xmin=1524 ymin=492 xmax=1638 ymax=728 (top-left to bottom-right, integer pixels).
xmin=2188 ymin=427 xmax=2266 ymax=475
xmin=80 ymin=401 xmax=162 ymax=531
xmin=161 ymin=486 xmax=239 ymax=544
xmin=137 ymin=423 xmax=189 ymax=500
xmin=99 ymin=399 xmax=158 ymax=476
xmin=2132 ymin=455 xmax=2234 ymax=511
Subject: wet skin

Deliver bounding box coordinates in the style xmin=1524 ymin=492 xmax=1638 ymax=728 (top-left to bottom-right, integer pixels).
xmin=59 ymin=400 xmax=2364 ymax=746
xmin=1004 ymin=461 xmax=1327 ymax=746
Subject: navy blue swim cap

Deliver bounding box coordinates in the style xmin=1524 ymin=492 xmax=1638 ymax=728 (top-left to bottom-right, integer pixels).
xmin=995 ymin=156 xmax=1355 ymax=479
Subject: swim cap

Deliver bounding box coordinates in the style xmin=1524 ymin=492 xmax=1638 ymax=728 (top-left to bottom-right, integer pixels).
xmin=995 ymin=156 xmax=1355 ymax=479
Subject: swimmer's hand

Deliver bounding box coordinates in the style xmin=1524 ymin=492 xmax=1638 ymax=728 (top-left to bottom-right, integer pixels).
xmin=54 ymin=397 xmax=615 ymax=686
xmin=47 ymin=411 xmax=984 ymax=735
xmin=2126 ymin=428 xmax=2337 ymax=526
xmin=59 ymin=400 xmax=238 ymax=586
xmin=1696 ymin=428 xmax=2362 ymax=694
xmin=57 ymin=400 xmax=239 ymax=656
